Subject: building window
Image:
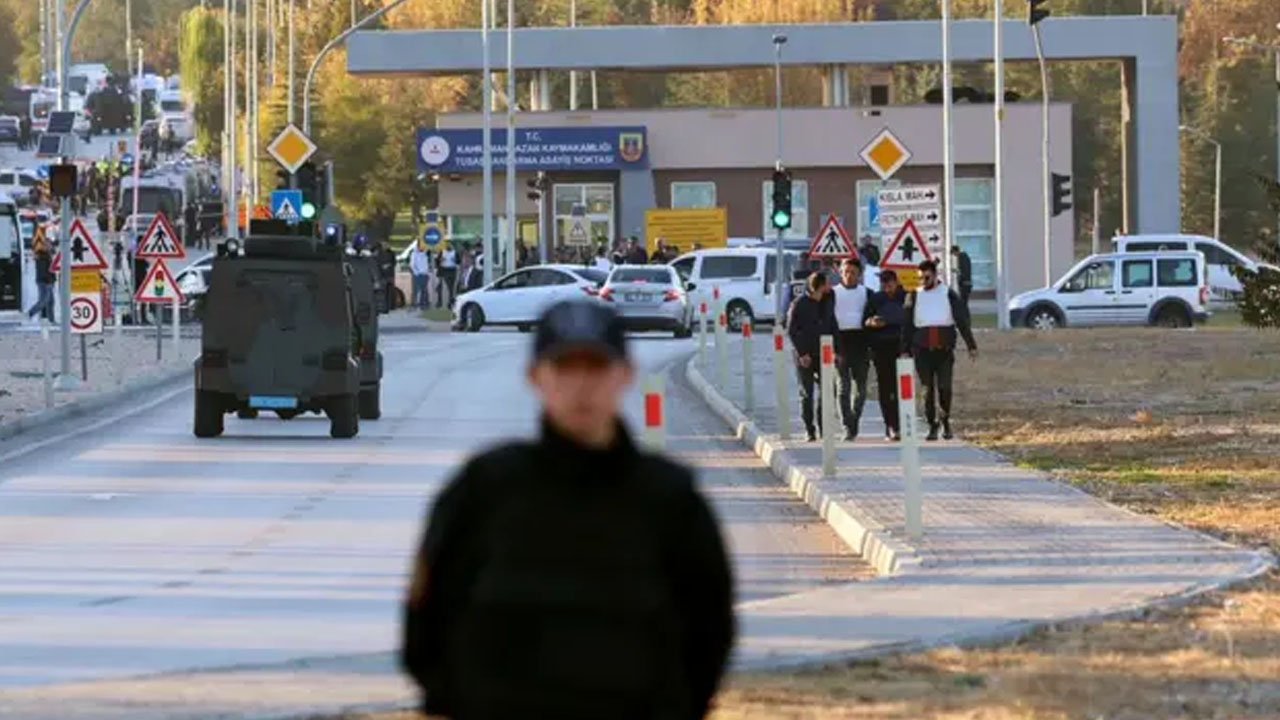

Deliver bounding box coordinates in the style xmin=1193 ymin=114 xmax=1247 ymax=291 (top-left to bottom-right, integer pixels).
xmin=856 ymin=179 xmax=902 ymax=249
xmin=553 ymin=183 xmax=614 ymax=249
xmin=762 ymin=179 xmax=808 ymax=240
xmin=953 ymin=178 xmax=994 ymax=291
xmin=671 ymin=181 xmax=716 ymax=209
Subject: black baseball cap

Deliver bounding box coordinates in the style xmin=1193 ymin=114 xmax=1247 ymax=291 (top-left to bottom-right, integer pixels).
xmin=533 ymin=300 xmax=629 ymax=365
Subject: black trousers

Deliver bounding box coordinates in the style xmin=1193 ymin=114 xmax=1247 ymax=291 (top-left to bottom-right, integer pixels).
xmin=437 ymin=267 xmax=457 ymax=307
xmin=794 ymin=362 xmax=822 ymax=434
xmin=959 ymin=284 xmax=973 ymax=313
xmin=914 ymin=348 xmax=955 ymax=427
xmin=836 ymin=330 xmax=870 ymax=432
xmin=871 ymin=341 xmax=900 ymax=435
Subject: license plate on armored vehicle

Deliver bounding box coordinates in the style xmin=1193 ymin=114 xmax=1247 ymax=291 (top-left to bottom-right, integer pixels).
xmin=249 ymin=395 xmax=298 ymax=410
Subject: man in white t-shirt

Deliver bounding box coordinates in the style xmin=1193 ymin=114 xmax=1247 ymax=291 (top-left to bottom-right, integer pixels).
xmin=831 ymin=257 xmax=873 ymax=440
xmin=593 ymin=246 xmax=612 ymax=273
xmin=902 ymin=260 xmax=978 ymax=441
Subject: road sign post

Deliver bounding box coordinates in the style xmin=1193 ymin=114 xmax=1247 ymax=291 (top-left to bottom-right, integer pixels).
xmin=773 ymin=325 xmax=790 ymax=440
xmin=820 ymin=335 xmax=837 ymax=476
xmin=897 ymin=357 xmax=923 ymax=540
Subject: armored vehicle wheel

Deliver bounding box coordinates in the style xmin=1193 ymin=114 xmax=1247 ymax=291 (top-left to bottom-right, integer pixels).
xmin=237 ymin=408 xmax=259 ymax=420
xmin=358 ymin=384 xmax=382 ymax=420
xmin=194 ymin=391 xmax=224 ymax=438
xmin=328 ymin=394 xmax=359 ymax=439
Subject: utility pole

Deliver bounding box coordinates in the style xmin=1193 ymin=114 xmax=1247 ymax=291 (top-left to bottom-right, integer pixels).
xmin=224 ymin=0 xmax=233 ymax=236
xmin=505 ymin=0 xmax=516 ymax=276
xmin=481 ymin=0 xmax=494 ymax=285
xmin=287 ymin=0 xmax=295 ymax=125
xmin=126 ymin=0 xmax=133 ymax=78
xmin=940 ymin=0 xmax=956 ymax=282
xmin=993 ymin=2 xmax=1008 ymax=330
xmin=1032 ymin=26 xmax=1051 ymax=287
xmin=772 ymin=33 xmax=787 ymax=322
xmin=39 ymin=0 xmax=47 ymax=86
xmin=54 ymin=0 xmax=72 ymax=391
xmin=569 ymin=0 xmax=577 ymax=110
xmin=229 ymin=0 xmax=239 ymax=239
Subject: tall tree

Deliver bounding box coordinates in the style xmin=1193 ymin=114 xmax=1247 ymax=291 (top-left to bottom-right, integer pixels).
xmin=178 ymin=5 xmax=226 ymax=156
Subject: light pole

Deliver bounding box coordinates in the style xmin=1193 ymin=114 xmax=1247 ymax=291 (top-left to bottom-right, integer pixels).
xmin=1180 ymin=125 xmax=1222 ymax=242
xmin=771 ymin=32 xmax=786 ymax=322
xmin=481 ymin=0 xmax=494 ymax=284
xmin=1032 ymin=22 xmax=1051 ymax=287
xmin=569 ymin=0 xmax=577 ymax=110
xmin=940 ymin=0 xmax=957 ymax=281
xmin=504 ymin=0 xmax=516 ymax=276
xmin=993 ymin=3 xmax=1008 ymax=329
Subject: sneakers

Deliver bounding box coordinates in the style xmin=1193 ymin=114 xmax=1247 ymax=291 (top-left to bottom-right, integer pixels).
xmin=942 ymin=419 xmax=954 ymax=440
xmin=886 ymin=429 xmax=900 ymax=442
xmin=843 ymin=427 xmax=857 ymax=442
xmin=805 ymin=429 xmax=818 ymax=442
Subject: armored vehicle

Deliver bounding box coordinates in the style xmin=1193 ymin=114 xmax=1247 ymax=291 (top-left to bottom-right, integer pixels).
xmin=194 ymin=230 xmax=362 ymax=438
xmin=345 ymin=251 xmax=384 ymax=419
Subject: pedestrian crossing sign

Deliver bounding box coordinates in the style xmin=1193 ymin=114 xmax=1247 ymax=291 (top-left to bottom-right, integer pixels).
xmin=271 ymin=189 xmax=304 ymax=224
xmin=136 ymin=212 xmax=186 ymax=260
xmin=806 ymin=214 xmax=855 ymax=258
xmin=134 ymin=259 xmax=185 ymax=304
xmin=566 ymin=216 xmax=591 ymax=246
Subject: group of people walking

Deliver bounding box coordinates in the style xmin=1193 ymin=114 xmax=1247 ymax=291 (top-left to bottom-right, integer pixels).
xmin=787 ymin=256 xmax=977 ymax=443
xmin=409 ymin=244 xmax=484 ymax=310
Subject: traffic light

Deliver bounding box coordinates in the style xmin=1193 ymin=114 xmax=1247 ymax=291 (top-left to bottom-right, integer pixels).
xmin=525 ymin=171 xmax=549 ymax=202
xmin=1051 ymin=172 xmax=1073 ymax=217
xmin=295 ymin=161 xmax=319 ymax=220
xmin=770 ymin=168 xmax=792 ymax=230
xmin=1028 ymin=0 xmax=1050 ymax=26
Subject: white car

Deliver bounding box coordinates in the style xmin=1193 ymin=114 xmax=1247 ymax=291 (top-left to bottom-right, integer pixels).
xmin=669 ymin=248 xmax=803 ymax=331
xmin=453 ymin=264 xmax=608 ymax=332
xmin=1008 ymin=250 xmax=1210 ymax=329
xmin=1110 ymin=234 xmax=1276 ymax=301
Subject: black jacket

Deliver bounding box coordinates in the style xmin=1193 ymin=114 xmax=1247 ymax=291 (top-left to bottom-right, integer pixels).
xmin=901 ymin=284 xmax=977 ymax=354
xmin=955 ymin=251 xmax=973 ymax=289
xmin=403 ymin=419 xmax=735 ymax=720
xmin=456 ymin=265 xmax=483 ymax=294
xmin=867 ymin=288 xmax=907 ymax=347
xmin=787 ymin=293 xmax=835 ymax=362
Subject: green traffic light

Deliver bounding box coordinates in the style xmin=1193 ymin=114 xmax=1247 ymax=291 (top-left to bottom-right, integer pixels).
xmin=301 ymin=202 xmax=317 ymax=220
xmin=771 ymin=210 xmax=791 ymax=229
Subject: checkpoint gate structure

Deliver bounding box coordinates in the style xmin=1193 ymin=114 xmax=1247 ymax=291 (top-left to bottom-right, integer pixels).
xmin=347 ymin=17 xmax=1180 ymax=239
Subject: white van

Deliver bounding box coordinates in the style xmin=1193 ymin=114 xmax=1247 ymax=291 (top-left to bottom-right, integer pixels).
xmin=669 ymin=248 xmax=803 ymax=330
xmin=1110 ymin=234 xmax=1273 ymax=300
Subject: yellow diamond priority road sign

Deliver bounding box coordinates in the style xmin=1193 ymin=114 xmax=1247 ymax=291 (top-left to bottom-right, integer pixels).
xmin=267 ymin=124 xmax=318 ymax=174
xmin=859 ymin=128 xmax=912 ymax=181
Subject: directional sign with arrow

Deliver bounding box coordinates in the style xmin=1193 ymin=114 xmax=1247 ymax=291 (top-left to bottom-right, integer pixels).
xmin=877 ymin=209 xmax=943 ymax=230
xmin=136 ymin=212 xmax=186 ymax=260
xmin=50 ymin=218 xmax=109 ymax=272
xmin=806 ymin=214 xmax=855 ymax=259
xmin=876 ymin=184 xmax=940 ymax=209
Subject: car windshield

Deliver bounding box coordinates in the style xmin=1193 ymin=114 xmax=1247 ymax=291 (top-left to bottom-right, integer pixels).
xmin=611 ymin=268 xmax=672 ymax=285
xmin=119 ymin=187 xmax=180 ymax=217
xmin=0 ymin=211 xmax=19 ymax=254
xmin=570 ymin=268 xmax=608 ymax=286
xmin=161 ymin=100 xmax=183 ymax=113
xmin=68 ymin=77 xmax=89 ymax=95
xmin=0 ymin=118 xmax=17 ymax=129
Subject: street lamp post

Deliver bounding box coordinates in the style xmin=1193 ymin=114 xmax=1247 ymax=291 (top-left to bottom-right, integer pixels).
xmin=771 ymin=33 xmax=786 ymax=323
xmin=941 ymin=0 xmax=957 ymax=282
xmin=504 ymin=0 xmax=516 ymax=276
xmin=993 ymin=2 xmax=1008 ymax=330
xmin=1180 ymin=125 xmax=1222 ymax=242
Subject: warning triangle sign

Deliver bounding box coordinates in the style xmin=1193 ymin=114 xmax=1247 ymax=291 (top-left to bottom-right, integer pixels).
xmin=136 ymin=212 xmax=186 ymax=260
xmin=881 ymin=219 xmax=935 ymax=269
xmin=566 ymin=216 xmax=590 ymax=245
xmin=133 ymin=259 xmax=186 ymax=304
xmin=807 ymin=214 xmax=855 ymax=258
xmin=51 ymin=218 xmax=109 ymax=272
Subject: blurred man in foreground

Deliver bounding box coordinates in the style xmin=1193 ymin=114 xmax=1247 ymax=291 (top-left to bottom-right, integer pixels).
xmin=402 ymin=300 xmax=736 ymax=720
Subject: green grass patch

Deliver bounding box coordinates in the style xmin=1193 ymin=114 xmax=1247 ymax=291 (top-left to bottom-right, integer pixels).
xmin=421 ymin=307 xmax=453 ymax=322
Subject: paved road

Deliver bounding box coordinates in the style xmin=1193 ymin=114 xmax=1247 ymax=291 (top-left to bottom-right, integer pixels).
xmin=0 ymin=332 xmax=861 ymax=689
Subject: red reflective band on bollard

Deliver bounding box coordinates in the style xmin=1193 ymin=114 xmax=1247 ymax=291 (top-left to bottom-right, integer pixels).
xmin=700 ymin=302 xmax=707 ymax=314
xmin=774 ymin=334 xmax=784 ymax=352
xmin=713 ymin=287 xmax=720 ymax=300
xmin=645 ymin=393 xmax=663 ymax=427
xmin=899 ymin=373 xmax=914 ymax=401
xmin=742 ymin=323 xmax=752 ymax=338
xmin=822 ymin=344 xmax=834 ymax=366
xmin=719 ymin=314 xmax=727 ymax=327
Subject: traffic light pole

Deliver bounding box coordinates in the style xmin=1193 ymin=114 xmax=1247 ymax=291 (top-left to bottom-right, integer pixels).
xmin=1033 ymin=24 xmax=1051 ymax=287
xmin=772 ymin=34 xmax=787 ymax=323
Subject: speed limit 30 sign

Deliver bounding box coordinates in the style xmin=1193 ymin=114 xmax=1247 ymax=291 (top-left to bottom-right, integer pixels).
xmin=70 ymin=292 xmax=103 ymax=335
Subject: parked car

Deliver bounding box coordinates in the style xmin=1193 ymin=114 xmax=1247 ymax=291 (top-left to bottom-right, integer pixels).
xmin=1110 ymin=234 xmax=1276 ymax=301
xmin=453 ymin=264 xmax=607 ymax=332
xmin=668 ymin=248 xmax=803 ymax=331
xmin=0 ymin=115 xmax=20 ymax=145
xmin=600 ymin=265 xmax=694 ymax=337
xmin=0 ymin=169 xmax=41 ymax=207
xmin=1008 ymin=251 xmax=1210 ymax=329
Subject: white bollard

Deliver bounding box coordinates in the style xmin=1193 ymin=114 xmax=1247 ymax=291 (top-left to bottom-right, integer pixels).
xmin=172 ymin=292 xmax=181 ymax=348
xmin=642 ymin=374 xmax=666 ymax=450
xmin=820 ymin=334 xmax=837 ymax=477
xmin=773 ymin=325 xmax=790 ymax=440
xmin=40 ymin=321 xmax=53 ymax=409
xmin=697 ymin=299 xmax=708 ymax=368
xmin=741 ymin=321 xmax=754 ymax=412
xmin=897 ymin=357 xmax=923 ymax=540
xmin=714 ymin=290 xmax=728 ymax=390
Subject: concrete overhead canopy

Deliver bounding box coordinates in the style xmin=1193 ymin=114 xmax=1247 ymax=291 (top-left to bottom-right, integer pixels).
xmin=348 ymin=17 xmax=1179 ymax=234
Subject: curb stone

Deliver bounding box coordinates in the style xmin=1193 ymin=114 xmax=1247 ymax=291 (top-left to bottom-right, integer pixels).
xmin=685 ymin=357 xmax=922 ymax=576
xmin=0 ymin=364 xmax=192 ymax=442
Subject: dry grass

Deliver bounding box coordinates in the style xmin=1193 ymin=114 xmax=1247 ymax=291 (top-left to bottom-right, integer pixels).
xmin=347 ymin=328 xmax=1280 ymax=719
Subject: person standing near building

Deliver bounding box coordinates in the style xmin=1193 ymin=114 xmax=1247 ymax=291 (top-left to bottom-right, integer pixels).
xmin=858 ymin=235 xmax=881 ymax=267
xmin=626 ymin=236 xmax=648 ymax=264
xmin=593 ymin=245 xmax=612 ymax=273
xmin=950 ymin=245 xmax=973 ymax=312
xmin=27 ymin=233 xmax=55 ymax=323
xmin=787 ymin=272 xmax=835 ymax=442
xmin=402 ymin=300 xmax=735 ymax=720
xmin=455 ymin=251 xmax=483 ymax=299
xmin=865 ymin=270 xmax=907 ymax=441
xmin=437 ymin=244 xmax=458 ymax=308
xmin=410 ymin=243 xmax=431 ymax=310
xmin=902 ymin=260 xmax=978 ymax=441
xmin=831 ymin=257 xmax=873 ymax=441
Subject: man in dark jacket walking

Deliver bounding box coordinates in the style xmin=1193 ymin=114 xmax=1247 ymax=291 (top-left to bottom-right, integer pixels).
xmin=403 ymin=300 xmax=735 ymax=720
xmin=787 ymin=272 xmax=835 ymax=441
xmin=865 ymin=270 xmax=907 ymax=441
xmin=902 ymin=260 xmax=978 ymax=441
xmin=950 ymin=245 xmax=973 ymax=312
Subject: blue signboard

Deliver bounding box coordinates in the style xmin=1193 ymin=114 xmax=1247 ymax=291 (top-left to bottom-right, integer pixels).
xmin=271 ymin=190 xmax=304 ymax=223
xmin=423 ymin=226 xmax=442 ymax=247
xmin=416 ymin=126 xmax=648 ymax=173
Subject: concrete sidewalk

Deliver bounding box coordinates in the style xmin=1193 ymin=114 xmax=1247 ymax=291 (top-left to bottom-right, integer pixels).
xmin=690 ymin=335 xmax=1273 ymax=669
